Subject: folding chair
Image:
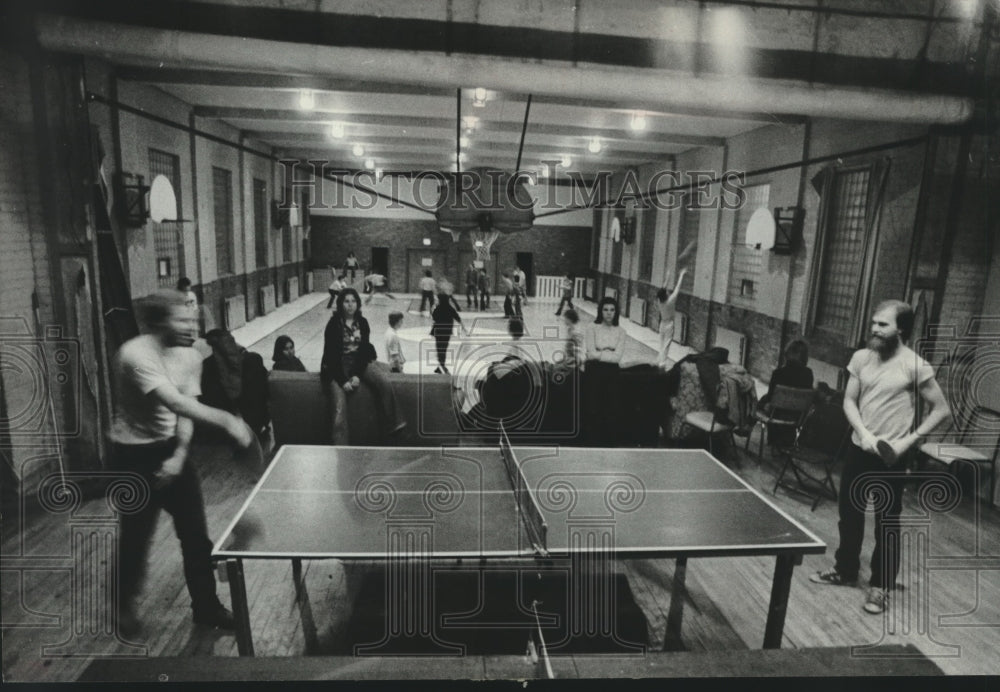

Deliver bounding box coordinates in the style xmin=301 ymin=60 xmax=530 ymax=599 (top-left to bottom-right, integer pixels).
xmin=744 ymin=385 xmax=816 ymax=462
xmin=919 ymin=404 xmax=1000 ymax=505
xmin=773 ymin=402 xmax=851 ymax=510
xmin=682 ymin=383 xmax=755 ymax=467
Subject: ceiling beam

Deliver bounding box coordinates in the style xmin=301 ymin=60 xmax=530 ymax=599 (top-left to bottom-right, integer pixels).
xmin=200 ymin=107 xmax=725 ymax=147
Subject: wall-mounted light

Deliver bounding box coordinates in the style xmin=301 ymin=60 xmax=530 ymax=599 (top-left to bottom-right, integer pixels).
xmin=352 ymin=144 xmax=365 ymax=157
xmin=630 ymin=112 xmax=647 ymax=131
xmin=422 ymin=237 xmax=432 ymax=246
xmin=328 ymin=122 xmax=345 ymax=139
xmin=298 ymin=89 xmax=315 ymax=110
xmin=588 ymin=138 xmax=602 ymax=154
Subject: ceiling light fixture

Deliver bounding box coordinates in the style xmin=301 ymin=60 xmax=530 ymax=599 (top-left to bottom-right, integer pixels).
xmin=630 ymin=112 xmax=647 ymax=131
xmin=352 ymin=144 xmax=365 ymax=157
xmin=298 ymin=89 xmax=315 ymax=110
xmin=561 ymin=155 xmax=573 ymax=168
xmin=461 ymin=116 xmax=479 ymax=134
xmin=588 ymin=137 xmax=602 ymax=154
xmin=364 ymin=158 xmax=375 ymax=170
xmin=472 ymin=87 xmax=488 ymax=107
xmin=459 ymin=135 xmax=470 ymax=148
xmin=328 ymin=122 xmax=345 ymax=139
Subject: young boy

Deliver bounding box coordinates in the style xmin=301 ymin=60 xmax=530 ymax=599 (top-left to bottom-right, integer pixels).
xmin=385 ymin=311 xmax=405 ymax=373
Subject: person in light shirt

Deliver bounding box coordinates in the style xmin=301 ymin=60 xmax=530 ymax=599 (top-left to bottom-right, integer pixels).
xmin=810 ymin=299 xmax=949 ymax=615
xmin=584 ymin=297 xmax=626 ymax=445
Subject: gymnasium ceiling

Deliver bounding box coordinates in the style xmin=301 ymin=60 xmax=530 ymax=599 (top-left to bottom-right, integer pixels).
xmin=20 ymin=0 xmax=996 ymax=178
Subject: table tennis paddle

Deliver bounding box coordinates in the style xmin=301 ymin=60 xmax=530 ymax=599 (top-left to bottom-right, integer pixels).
xmin=876 ymin=439 xmax=898 ymax=467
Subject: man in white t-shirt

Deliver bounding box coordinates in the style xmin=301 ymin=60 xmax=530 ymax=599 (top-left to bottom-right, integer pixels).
xmin=110 ymin=290 xmax=253 ymax=636
xmin=810 ymin=299 xmax=949 ymax=615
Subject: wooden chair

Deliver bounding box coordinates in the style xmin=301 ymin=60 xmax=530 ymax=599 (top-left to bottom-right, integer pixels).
xmin=744 ymin=385 xmax=816 ymax=462
xmin=918 ymin=404 xmax=1000 ymax=505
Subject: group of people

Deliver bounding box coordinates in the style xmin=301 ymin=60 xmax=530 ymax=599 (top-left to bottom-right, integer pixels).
xmin=110 ymin=262 xmax=948 ymax=640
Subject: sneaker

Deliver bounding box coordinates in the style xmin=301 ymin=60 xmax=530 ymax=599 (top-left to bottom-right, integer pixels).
xmin=809 ymin=569 xmax=857 ymax=587
xmin=193 ymin=604 xmax=236 ymax=630
xmin=863 ymin=587 xmax=889 ymax=614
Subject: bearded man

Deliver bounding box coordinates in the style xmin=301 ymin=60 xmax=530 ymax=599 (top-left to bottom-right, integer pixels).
xmin=810 ymin=299 xmax=949 ymax=614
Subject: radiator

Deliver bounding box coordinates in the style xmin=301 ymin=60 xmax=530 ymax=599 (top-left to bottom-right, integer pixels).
xmin=628 ymin=296 xmax=646 ymax=326
xmin=258 ymin=285 xmax=276 ymax=315
xmin=223 ymin=295 xmax=247 ymax=331
xmin=285 ymin=276 xmax=299 ymax=303
xmin=713 ymin=326 xmax=747 ymax=367
xmin=534 ymin=276 xmax=588 ymax=300
xmin=676 ymin=312 xmax=689 ymax=346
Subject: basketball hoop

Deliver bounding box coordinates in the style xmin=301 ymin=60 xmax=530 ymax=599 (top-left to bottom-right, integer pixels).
xmin=473 ymin=229 xmax=500 ymax=261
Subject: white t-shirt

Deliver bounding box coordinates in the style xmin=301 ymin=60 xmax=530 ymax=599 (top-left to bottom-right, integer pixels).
xmin=109 ymin=334 xmax=202 ymax=444
xmin=847 ymin=345 xmax=934 ymax=446
xmin=419 ymin=277 xmax=436 ymax=292
xmin=384 ymin=326 xmax=404 ymax=367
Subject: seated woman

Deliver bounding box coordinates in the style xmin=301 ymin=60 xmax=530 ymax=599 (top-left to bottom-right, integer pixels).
xmin=271 ymin=335 xmax=306 ymax=372
xmin=584 ymin=297 xmax=627 ymax=446
xmin=320 ymin=288 xmax=406 ymax=444
xmin=761 ymin=339 xmax=814 ymax=447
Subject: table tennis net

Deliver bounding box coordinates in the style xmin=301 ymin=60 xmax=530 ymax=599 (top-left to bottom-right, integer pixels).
xmin=498 ymin=422 xmax=549 ymax=555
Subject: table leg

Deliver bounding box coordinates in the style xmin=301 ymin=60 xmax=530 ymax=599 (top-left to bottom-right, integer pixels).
xmin=763 ymin=554 xmax=798 ymax=649
xmin=291 ymin=558 xmax=319 ymax=654
xmin=663 ymin=557 xmax=688 ymax=651
xmin=226 ymin=558 xmax=254 ymax=656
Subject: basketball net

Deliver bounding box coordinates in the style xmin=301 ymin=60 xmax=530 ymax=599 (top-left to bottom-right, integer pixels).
xmin=473 ymin=229 xmax=500 ymax=261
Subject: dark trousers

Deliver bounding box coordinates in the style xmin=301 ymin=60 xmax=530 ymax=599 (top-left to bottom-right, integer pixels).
xmin=419 ymin=290 xmax=434 ymax=312
xmin=556 ymin=294 xmax=574 ymax=315
xmin=503 ymin=295 xmax=514 ymax=317
xmin=326 ymin=289 xmax=338 ymax=309
xmin=466 ymin=285 xmax=477 ymax=308
xmin=434 ymin=333 xmax=452 ymax=370
xmin=113 ymin=440 xmax=220 ymax=613
xmin=479 ymin=289 xmax=490 ymax=310
xmin=834 ymin=442 xmax=907 ymax=589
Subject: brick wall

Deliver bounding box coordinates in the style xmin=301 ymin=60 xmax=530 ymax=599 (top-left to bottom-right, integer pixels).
xmin=0 ymin=49 xmax=60 ymax=490
xmin=311 ymin=215 xmax=592 ymax=294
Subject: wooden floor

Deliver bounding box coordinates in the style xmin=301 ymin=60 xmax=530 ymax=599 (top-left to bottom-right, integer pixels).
xmin=3 ymin=297 xmax=999 ymax=681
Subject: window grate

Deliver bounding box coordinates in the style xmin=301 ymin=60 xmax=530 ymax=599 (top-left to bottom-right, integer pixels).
xmin=815 ymin=169 xmax=871 ymax=335
xmin=253 ymin=179 xmax=268 ymax=268
xmin=213 ymin=167 xmax=234 ymax=275
xmin=638 ymin=206 xmax=657 ymax=282
xmin=676 ymin=193 xmax=699 ymax=292
xmin=149 ymin=149 xmax=182 ymax=288
xmin=727 ymin=183 xmax=769 ymax=308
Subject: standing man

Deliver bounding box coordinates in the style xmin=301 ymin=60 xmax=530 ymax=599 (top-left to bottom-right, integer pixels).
xmin=343 ymin=251 xmax=360 ymax=283
xmin=477 ymin=267 xmax=491 ymax=311
xmin=418 ymin=270 xmax=436 ymax=315
xmin=555 ymin=272 xmax=575 ymax=317
xmin=465 ymin=262 xmax=479 ymax=310
xmin=110 ymin=290 xmax=254 ymax=635
xmin=810 ymin=299 xmax=949 ymax=614
xmin=512 ymin=266 xmax=528 ymax=305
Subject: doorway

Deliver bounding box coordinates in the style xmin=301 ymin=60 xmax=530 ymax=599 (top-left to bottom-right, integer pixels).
xmin=406 ymin=249 xmax=447 ymax=292
xmin=515 ymin=252 xmax=534 ymax=297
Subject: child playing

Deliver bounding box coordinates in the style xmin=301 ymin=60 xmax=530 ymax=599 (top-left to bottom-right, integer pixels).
xmin=385 ymin=311 xmax=405 ymax=373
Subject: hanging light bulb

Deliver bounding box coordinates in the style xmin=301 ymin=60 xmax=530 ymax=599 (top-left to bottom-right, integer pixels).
xmin=298 ymin=89 xmax=315 ymax=110
xmin=352 ymin=144 xmax=365 ymax=157
xmin=588 ymin=137 xmax=602 ymax=154
xmin=328 ymin=122 xmax=345 ymax=139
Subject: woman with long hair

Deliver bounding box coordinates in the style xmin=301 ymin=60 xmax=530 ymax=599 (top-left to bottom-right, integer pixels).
xmin=320 ymin=288 xmax=406 ymax=443
xmin=584 ymin=297 xmax=627 ymax=446
xmin=271 ymin=335 xmax=306 ymax=372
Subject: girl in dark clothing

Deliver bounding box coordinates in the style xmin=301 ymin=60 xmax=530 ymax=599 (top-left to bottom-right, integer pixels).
xmin=271 ymin=335 xmax=306 ymax=372
xmin=761 ymin=339 xmax=814 ymax=447
xmin=430 ymin=290 xmax=467 ymax=374
xmin=321 ymin=288 xmax=405 ymax=443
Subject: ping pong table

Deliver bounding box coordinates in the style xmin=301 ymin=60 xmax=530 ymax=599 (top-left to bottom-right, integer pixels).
xmin=213 ymin=429 xmax=825 ymax=659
